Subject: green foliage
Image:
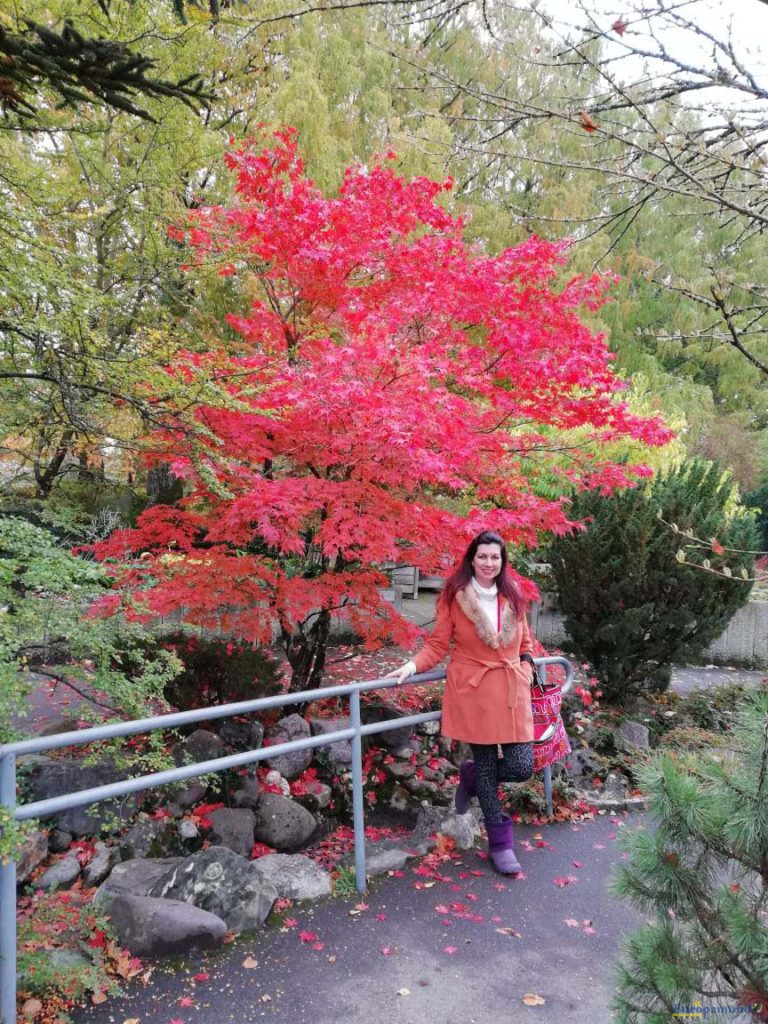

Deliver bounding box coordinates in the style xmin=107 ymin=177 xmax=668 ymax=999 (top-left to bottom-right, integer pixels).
xmin=331 ymin=864 xmax=359 ymax=898
xmin=0 ymin=806 xmax=36 ymax=866
xmin=611 ymin=690 xmax=768 ymax=1021
xmin=744 ymin=483 xmax=768 ymax=551
xmin=162 ymin=631 xmax=283 ymax=711
xmin=549 ymin=460 xmax=758 ymax=701
xmin=0 ymin=514 xmax=181 ymax=740
xmin=17 ymin=887 xmax=129 ymax=1017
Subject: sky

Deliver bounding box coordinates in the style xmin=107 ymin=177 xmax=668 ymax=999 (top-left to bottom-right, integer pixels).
xmin=534 ymin=0 xmax=768 ymax=115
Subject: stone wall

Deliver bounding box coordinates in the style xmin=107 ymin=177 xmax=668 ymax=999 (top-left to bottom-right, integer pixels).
xmin=530 ymin=593 xmax=768 ymax=670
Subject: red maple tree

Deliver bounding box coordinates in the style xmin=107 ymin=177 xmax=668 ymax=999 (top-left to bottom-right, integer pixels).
xmin=94 ymin=127 xmax=673 ymax=690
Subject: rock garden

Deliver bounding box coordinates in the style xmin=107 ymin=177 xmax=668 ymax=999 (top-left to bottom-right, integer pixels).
xmin=12 ymin=626 xmax=764 ymax=1023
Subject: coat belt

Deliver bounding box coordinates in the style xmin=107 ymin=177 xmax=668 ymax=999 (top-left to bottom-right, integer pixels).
xmin=451 ymin=653 xmax=523 ymax=709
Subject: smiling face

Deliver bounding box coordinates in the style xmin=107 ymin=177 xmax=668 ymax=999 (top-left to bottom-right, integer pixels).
xmin=472 ymin=542 xmax=503 ymax=587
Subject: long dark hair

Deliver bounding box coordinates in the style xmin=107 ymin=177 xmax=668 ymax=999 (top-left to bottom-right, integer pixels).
xmin=440 ymin=530 xmax=526 ymax=617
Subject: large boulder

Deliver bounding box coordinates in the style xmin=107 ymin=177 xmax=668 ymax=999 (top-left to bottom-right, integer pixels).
xmin=170 ymin=780 xmax=209 ymax=810
xmin=414 ymin=806 xmax=480 ymax=851
xmin=360 ymin=702 xmax=415 ymax=749
xmin=36 ymin=851 xmax=81 ymax=892
xmin=365 ymin=847 xmax=410 ymax=877
xmin=48 ymin=829 xmax=73 ymax=854
xmin=307 ymin=716 xmax=352 ymax=765
xmin=25 ymin=759 xmax=140 ymax=836
xmin=565 ymin=746 xmax=601 ymax=779
xmin=619 ymin=720 xmax=651 ymax=749
xmin=94 ymin=857 xmax=185 ymax=903
xmin=147 ymin=847 xmax=277 ymax=934
xmin=265 ymin=714 xmax=312 ymax=780
xmin=206 ymin=808 xmax=256 ymax=858
xmin=252 ymin=793 xmax=317 ymax=850
xmin=119 ymin=816 xmax=179 ymax=860
xmin=82 ymin=841 xmax=119 ymax=888
xmin=250 ymin=854 xmax=332 ymax=900
xmin=172 ymin=729 xmax=224 ymax=768
xmin=293 ymin=780 xmax=333 ymax=813
xmin=16 ymin=831 xmax=48 ymax=884
xmin=105 ymin=893 xmax=227 ymax=956
xmin=218 ymin=718 xmax=264 ymax=752
xmin=232 ymin=774 xmax=262 ymax=810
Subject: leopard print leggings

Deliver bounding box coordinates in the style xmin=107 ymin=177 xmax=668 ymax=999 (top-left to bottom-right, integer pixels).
xmin=470 ymin=742 xmax=534 ymax=824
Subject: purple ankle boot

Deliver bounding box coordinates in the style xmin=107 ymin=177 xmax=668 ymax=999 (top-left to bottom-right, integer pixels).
xmin=454 ymin=761 xmax=476 ymax=815
xmin=486 ymin=817 xmax=522 ymax=875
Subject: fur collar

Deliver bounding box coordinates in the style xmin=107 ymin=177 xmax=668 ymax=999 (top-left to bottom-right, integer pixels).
xmin=455 ymin=585 xmax=516 ymax=649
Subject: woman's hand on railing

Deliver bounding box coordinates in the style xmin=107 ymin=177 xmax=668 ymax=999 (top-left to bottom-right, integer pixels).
xmin=383 ymin=661 xmax=417 ymax=686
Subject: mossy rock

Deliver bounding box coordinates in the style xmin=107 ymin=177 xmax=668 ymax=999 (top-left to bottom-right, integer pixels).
xmin=658 ymin=726 xmax=729 ymax=751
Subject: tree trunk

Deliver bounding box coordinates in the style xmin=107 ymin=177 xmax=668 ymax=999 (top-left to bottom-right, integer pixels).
xmin=146 ymin=461 xmax=184 ymax=505
xmin=283 ymin=608 xmax=331 ymax=692
xmin=33 ymin=431 xmax=73 ymax=498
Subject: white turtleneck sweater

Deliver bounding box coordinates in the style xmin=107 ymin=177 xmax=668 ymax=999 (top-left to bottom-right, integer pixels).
xmin=471 ymin=576 xmax=499 ymax=632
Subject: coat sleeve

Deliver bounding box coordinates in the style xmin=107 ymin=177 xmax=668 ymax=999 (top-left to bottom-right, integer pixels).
xmin=412 ymin=599 xmax=454 ymax=673
xmin=518 ymin=615 xmax=536 ymax=683
xmin=519 ymin=615 xmax=534 ymax=659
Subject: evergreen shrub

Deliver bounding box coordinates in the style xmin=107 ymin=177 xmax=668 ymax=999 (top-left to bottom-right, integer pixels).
xmin=744 ymin=482 xmax=768 ymax=551
xmin=612 ymin=690 xmax=768 ymax=1021
xmin=549 ymin=460 xmax=757 ymax=701
xmin=162 ymin=632 xmax=283 ymax=711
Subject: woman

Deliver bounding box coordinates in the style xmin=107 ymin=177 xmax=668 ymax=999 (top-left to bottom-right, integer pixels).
xmin=386 ymin=531 xmax=535 ymax=874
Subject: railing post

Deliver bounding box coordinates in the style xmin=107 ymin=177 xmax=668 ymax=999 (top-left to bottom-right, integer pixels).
xmin=0 ymin=753 xmax=17 ymax=1024
xmin=349 ymin=690 xmax=367 ymax=894
xmin=539 ymin=661 xmax=554 ymax=818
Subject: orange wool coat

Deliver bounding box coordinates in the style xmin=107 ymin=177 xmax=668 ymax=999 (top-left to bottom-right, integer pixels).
xmin=412 ymin=586 xmax=535 ymax=745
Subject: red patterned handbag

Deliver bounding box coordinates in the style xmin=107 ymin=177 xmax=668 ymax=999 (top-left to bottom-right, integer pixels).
xmin=530 ymin=664 xmax=571 ymax=772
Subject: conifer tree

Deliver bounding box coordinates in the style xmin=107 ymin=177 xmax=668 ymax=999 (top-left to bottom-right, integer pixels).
xmin=549 ymin=460 xmax=757 ymax=700
xmin=612 ymin=691 xmax=768 ymax=1023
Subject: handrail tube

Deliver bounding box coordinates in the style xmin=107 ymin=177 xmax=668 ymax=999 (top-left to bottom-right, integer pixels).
xmin=0 ymin=755 xmax=16 ymax=1024
xmin=360 ymin=711 xmax=441 ymax=736
xmin=0 ymin=669 xmax=450 ymax=760
xmin=14 ymin=729 xmax=356 ymax=823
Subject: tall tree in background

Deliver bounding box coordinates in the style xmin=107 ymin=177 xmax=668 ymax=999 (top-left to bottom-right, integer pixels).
xmin=94 ymin=130 xmax=672 ymax=689
xmin=3 ymin=0 xmax=764 ymax=504
xmin=398 ymin=0 xmax=768 ymax=394
xmin=0 ymin=0 xmax=474 ymax=501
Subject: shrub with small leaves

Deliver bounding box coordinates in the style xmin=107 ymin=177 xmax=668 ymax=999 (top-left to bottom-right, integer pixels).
xmin=162 ymin=631 xmax=283 ymax=711
xmin=0 ymin=515 xmax=181 ymax=740
xmin=17 ymin=886 xmax=143 ymax=1022
xmin=550 ymin=460 xmax=758 ymax=702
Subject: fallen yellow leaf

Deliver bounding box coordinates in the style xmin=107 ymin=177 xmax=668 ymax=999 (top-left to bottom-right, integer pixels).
xmin=123 ymin=1019 xmax=140 ymax=1024
xmin=242 ymin=956 xmax=259 ymax=969
xmin=91 ymin=992 xmax=108 ymax=1006
xmin=522 ymin=993 xmax=546 ymax=1006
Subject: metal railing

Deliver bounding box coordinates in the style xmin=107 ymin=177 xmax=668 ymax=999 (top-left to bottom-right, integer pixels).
xmin=0 ymin=655 xmax=572 ymax=1024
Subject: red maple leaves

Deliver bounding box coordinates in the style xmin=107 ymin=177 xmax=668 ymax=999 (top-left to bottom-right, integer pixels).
xmin=93 ymin=128 xmax=673 ymax=662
